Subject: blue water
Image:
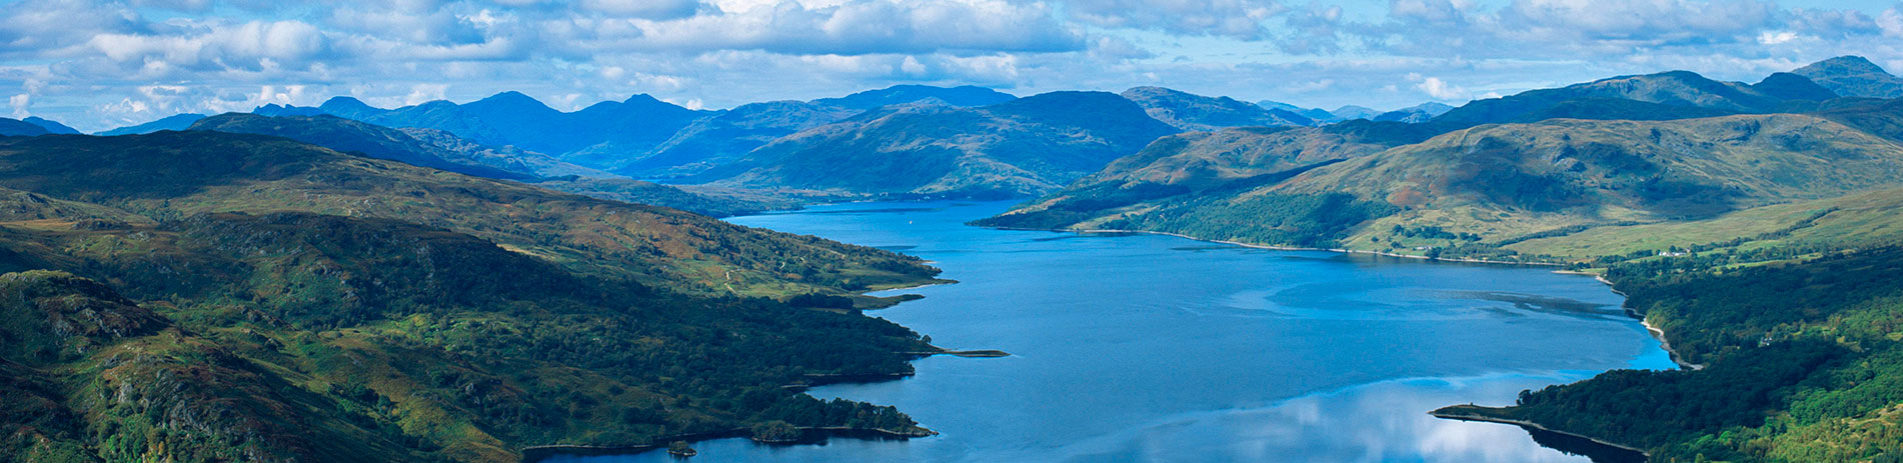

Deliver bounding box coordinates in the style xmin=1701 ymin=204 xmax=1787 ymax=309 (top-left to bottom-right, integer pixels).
xmin=550 ymin=201 xmax=1675 ymax=462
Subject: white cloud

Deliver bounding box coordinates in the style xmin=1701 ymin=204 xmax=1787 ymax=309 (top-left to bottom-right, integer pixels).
xmin=579 ymin=0 xmax=703 ymax=18
xmin=402 ymin=84 xmax=451 ymax=106
xmin=1411 ymin=74 xmax=1466 ymax=100
xmin=8 ymin=94 xmax=28 ymax=118
xmin=5 ymin=0 xmax=1903 ymax=131
xmin=1065 ymin=0 xmax=1287 ymax=40
xmin=1881 ymin=7 xmax=1903 ymax=38
xmin=1756 ymin=30 xmax=1797 ymax=45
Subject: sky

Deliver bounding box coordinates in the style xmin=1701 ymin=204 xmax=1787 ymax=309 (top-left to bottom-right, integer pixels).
xmin=2 ymin=0 xmax=1902 ymax=132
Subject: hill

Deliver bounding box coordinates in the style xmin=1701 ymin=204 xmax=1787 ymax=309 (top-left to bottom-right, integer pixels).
xmin=0 ymin=132 xmax=937 ymax=296
xmin=978 ymin=125 xmax=1396 ymax=230
xmin=97 ymin=113 xmax=207 ymax=135
xmin=1120 ymin=86 xmax=1314 ymax=131
xmin=187 ymin=113 xmax=538 ymax=180
xmin=0 ymin=117 xmax=48 ymax=136
xmin=187 ymin=113 xmax=800 ymax=216
xmin=609 ymin=101 xmax=862 ymax=178
xmin=1256 ymin=100 xmax=1338 ymax=122
xmin=0 ymin=132 xmax=952 ymax=461
xmin=693 ymin=91 xmax=1180 ymax=198
xmin=1372 ymin=102 xmax=1454 ymax=123
xmin=1427 ymin=70 xmax=1790 ymax=129
xmin=1792 ymin=55 xmax=1903 ymax=98
xmin=986 ymin=103 xmax=1903 ymax=255
xmin=21 ymin=117 xmax=80 ymax=135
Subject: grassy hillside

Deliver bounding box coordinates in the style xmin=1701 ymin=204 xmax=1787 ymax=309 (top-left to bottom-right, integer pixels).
xmin=0 ymin=132 xmax=953 ymax=462
xmin=531 ymin=177 xmax=803 ymax=218
xmin=989 ymin=106 xmax=1903 ymax=262
xmin=978 ymin=125 xmax=1393 ymax=230
xmin=0 ymin=132 xmax=937 ymax=297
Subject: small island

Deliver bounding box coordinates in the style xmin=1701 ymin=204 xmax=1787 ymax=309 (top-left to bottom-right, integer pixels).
xmin=666 ymin=440 xmax=696 ymax=458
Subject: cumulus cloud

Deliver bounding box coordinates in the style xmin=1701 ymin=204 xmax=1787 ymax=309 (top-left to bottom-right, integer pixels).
xmin=8 ymin=94 xmax=28 ymax=118
xmin=615 ymin=0 xmax=1084 ymax=55
xmin=1342 ymin=0 xmax=1884 ymax=60
xmin=579 ymin=0 xmax=704 ymax=18
xmin=87 ymin=20 xmax=331 ymax=76
xmin=6 ymin=0 xmax=1903 ymax=131
xmin=1409 ymin=74 xmax=1466 ymax=100
xmin=1065 ymin=0 xmax=1287 ymax=40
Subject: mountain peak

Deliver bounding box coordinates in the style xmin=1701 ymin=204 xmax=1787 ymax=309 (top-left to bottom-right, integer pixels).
xmin=319 ymin=96 xmax=372 ymax=108
xmin=476 ymin=91 xmax=546 ymax=107
xmin=1800 ymin=56 xmax=1888 ymax=74
xmin=623 ymin=93 xmax=666 ymax=105
xmin=1792 ymin=55 xmax=1903 ymax=98
xmin=816 ymin=85 xmax=1016 ymax=110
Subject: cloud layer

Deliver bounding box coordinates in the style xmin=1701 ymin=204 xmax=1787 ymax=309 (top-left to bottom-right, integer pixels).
xmin=2 ymin=0 xmax=1900 ymax=131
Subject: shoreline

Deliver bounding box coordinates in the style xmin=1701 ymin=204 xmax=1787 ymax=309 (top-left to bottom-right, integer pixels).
xmin=521 ymin=426 xmax=936 ymax=462
xmin=989 ymin=225 xmax=1562 ymax=267
xmin=1430 ymin=409 xmax=1651 ymax=457
xmin=1570 ymin=271 xmax=1707 ymax=371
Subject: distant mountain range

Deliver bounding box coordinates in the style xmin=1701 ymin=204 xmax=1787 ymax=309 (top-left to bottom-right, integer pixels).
xmin=44 ymin=55 xmax=1903 ymax=211
xmin=183 ymin=113 xmax=790 ymax=217
xmin=218 ymin=86 xmax=1022 ymax=180
xmin=692 ymin=91 xmax=1180 ymax=198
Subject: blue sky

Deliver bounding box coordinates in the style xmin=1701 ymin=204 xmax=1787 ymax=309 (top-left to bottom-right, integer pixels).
xmin=3 ymin=0 xmax=1901 ymax=131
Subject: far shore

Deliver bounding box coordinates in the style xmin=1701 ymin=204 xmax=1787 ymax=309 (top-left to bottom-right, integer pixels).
xmin=520 ymin=426 xmax=936 ymax=462
xmin=985 ymin=225 xmax=1563 ymax=267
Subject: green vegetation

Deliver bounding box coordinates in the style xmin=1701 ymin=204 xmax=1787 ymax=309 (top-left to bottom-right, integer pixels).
xmin=696 ymin=91 xmax=1180 ymax=199
xmin=986 ymin=58 xmax=1903 ymax=462
xmin=1441 ymin=247 xmax=1903 ymax=462
xmin=991 ymin=102 xmax=1903 ymax=260
xmin=0 ymin=132 xmax=947 ymax=462
xmin=1095 ymin=193 xmax=1397 ymax=248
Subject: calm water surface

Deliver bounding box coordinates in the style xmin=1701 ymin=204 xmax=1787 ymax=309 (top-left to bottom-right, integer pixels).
xmin=550 ymin=201 xmax=1674 ymax=462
